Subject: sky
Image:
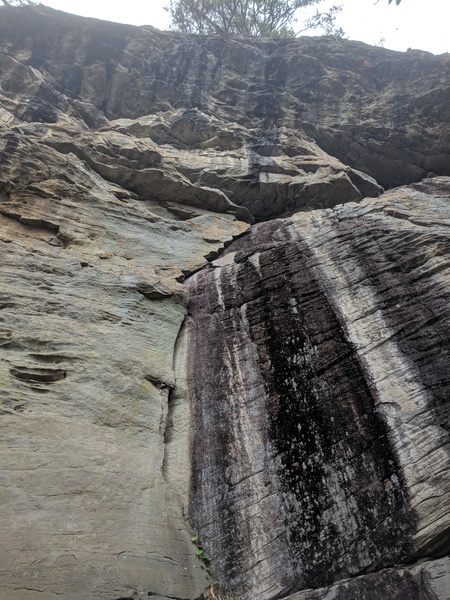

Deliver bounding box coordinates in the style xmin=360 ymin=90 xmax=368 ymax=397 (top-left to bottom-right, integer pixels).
xmin=40 ymin=0 xmax=449 ymax=55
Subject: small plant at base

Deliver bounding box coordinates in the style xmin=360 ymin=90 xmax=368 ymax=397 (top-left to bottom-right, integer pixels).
xmin=202 ymin=584 xmax=236 ymax=600
xmin=190 ymin=534 xmax=234 ymax=598
xmin=191 ymin=535 xmax=211 ymax=571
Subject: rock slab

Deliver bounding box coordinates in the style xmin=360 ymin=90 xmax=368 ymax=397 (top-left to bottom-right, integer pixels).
xmin=187 ymin=179 xmax=450 ymax=598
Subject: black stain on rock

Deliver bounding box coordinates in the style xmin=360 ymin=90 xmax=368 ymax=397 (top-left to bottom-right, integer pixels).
xmin=331 ymin=211 xmax=450 ymax=441
xmin=21 ymin=82 xmax=61 ymax=124
xmin=188 ymin=220 xmax=418 ymax=596
xmin=331 ymin=564 xmax=442 ymax=600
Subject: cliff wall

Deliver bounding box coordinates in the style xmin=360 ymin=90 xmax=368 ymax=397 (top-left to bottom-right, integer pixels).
xmin=0 ymin=5 xmax=449 ymax=600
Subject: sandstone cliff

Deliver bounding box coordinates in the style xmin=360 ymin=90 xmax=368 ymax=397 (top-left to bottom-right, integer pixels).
xmin=0 ymin=5 xmax=449 ymax=600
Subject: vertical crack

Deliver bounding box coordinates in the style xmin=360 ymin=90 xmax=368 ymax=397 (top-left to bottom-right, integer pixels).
xmin=161 ymin=311 xmax=191 ymax=488
xmin=161 ymin=389 xmax=175 ymax=484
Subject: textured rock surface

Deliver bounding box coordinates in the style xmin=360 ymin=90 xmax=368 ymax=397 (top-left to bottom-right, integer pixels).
xmin=1 ymin=4 xmax=449 ymax=207
xmin=0 ymin=4 xmax=449 ymax=600
xmin=187 ymin=179 xmax=450 ymax=598
xmin=0 ymin=151 xmax=250 ymax=599
xmin=286 ymin=556 xmax=450 ymax=600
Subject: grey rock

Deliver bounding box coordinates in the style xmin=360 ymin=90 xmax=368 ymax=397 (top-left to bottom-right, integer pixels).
xmin=285 ymin=556 xmax=450 ymax=600
xmin=0 ymin=5 xmax=449 ymax=600
xmin=1 ymin=5 xmax=449 ymax=215
xmin=187 ymin=178 xmax=450 ymax=598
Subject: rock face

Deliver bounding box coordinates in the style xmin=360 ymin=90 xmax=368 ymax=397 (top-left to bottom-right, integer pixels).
xmin=0 ymin=5 xmax=449 ymax=600
xmin=286 ymin=556 xmax=450 ymax=600
xmin=187 ymin=179 xmax=450 ymax=598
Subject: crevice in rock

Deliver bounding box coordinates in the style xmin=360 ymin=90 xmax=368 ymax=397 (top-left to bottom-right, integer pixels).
xmin=278 ymin=554 xmax=450 ymax=599
xmin=0 ymin=208 xmax=60 ymax=234
xmin=161 ymin=312 xmax=189 ymax=484
xmin=175 ymin=262 xmax=209 ymax=284
xmin=161 ymin=386 xmax=176 ymax=485
xmin=178 ymin=227 xmax=254 ymax=282
xmin=10 ymin=366 xmax=67 ymax=383
xmin=145 ymin=375 xmax=174 ymax=391
xmin=406 ymin=527 xmax=450 ymax=563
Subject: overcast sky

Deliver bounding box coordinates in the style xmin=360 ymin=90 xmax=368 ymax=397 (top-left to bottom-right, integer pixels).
xmin=41 ymin=0 xmax=449 ymax=55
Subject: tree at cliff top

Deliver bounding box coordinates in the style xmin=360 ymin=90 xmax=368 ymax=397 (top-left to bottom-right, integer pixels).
xmin=167 ymin=0 xmax=344 ymax=37
xmin=0 ymin=0 xmax=36 ymax=5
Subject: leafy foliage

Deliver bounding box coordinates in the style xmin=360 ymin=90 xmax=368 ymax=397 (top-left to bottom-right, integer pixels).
xmin=0 ymin=0 xmax=37 ymax=5
xmin=167 ymin=0 xmax=344 ymax=38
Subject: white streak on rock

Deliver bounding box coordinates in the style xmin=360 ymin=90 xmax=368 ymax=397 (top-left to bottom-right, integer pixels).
xmin=296 ymin=206 xmax=450 ymax=552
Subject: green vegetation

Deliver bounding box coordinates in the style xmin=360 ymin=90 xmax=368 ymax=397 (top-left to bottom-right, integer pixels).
xmin=191 ymin=535 xmax=211 ymax=570
xmin=0 ymin=1 xmax=38 ymax=5
xmin=167 ymin=0 xmax=344 ymax=38
xmin=190 ymin=536 xmax=235 ymax=599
